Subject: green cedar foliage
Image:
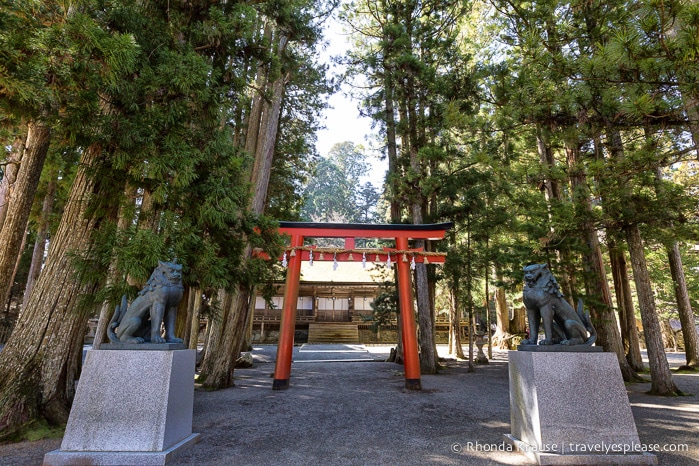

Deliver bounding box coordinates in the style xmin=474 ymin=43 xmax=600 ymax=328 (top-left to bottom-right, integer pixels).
xmin=79 ymin=0 xmax=335 ymax=303
xmin=478 ymin=0 xmax=698 ymax=269
xmin=66 ymin=0 xmax=283 ymax=302
xmin=300 ymin=141 xmax=380 ymax=223
xmin=267 ymin=40 xmax=335 ymax=220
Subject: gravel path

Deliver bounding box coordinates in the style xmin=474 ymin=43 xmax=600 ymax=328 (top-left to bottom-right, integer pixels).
xmin=1 ymin=345 xmax=697 ymax=465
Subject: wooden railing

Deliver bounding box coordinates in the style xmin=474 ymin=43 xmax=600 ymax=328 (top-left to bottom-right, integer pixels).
xmin=253 ymin=308 xmax=314 ymax=322
xmin=252 ymin=309 xmax=470 ymax=329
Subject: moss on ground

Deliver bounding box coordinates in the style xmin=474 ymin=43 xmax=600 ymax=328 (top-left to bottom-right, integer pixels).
xmin=6 ymin=419 xmax=65 ymax=443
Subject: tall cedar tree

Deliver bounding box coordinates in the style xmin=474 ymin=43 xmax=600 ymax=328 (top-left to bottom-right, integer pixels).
xmin=343 ymin=0 xmax=468 ymax=374
xmin=513 ymin=0 xmax=695 ymax=392
xmin=0 ymin=0 xmax=292 ymax=436
xmin=196 ymin=0 xmax=334 ymax=390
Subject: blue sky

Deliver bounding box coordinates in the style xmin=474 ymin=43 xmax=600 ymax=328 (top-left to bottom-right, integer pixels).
xmin=315 ymin=19 xmax=387 ymax=188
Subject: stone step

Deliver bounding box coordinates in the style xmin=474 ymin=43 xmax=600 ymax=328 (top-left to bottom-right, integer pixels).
xmin=308 ymin=323 xmax=359 ymax=343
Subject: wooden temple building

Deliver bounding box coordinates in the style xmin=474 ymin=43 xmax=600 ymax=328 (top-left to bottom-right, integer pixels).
xmin=252 ymin=261 xmax=384 ymax=344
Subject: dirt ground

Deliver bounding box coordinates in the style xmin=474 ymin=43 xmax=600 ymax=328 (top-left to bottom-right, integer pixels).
xmin=1 ymin=345 xmax=698 ymax=465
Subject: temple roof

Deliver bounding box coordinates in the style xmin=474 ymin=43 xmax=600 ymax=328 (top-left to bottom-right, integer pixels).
xmin=299 ymin=260 xmax=385 ymax=284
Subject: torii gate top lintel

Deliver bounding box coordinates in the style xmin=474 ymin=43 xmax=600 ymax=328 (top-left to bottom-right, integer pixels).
xmin=278 ymin=221 xmax=453 ymax=240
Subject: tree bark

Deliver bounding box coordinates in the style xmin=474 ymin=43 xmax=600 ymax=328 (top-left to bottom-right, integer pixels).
xmin=198 ymin=289 xmax=230 ymax=378
xmin=382 ymin=26 xmax=404 ymax=363
xmin=603 ymin=127 xmax=679 ymax=393
xmin=415 ymin=243 xmax=437 ymax=374
xmin=135 ymin=186 xmax=163 ymax=241
xmin=582 ymin=226 xmax=638 ymax=382
xmin=0 ymin=129 xmax=26 ymax=229
xmin=21 ymin=176 xmax=57 ymax=313
xmin=382 ymin=25 xmax=401 ymax=223
xmin=624 ymin=225 xmax=682 ymax=395
xmin=196 ymin=27 xmax=289 ymax=390
xmin=467 ymin=303 xmax=474 ymax=372
xmin=199 ymin=287 xmax=250 ymax=389
xmin=183 ymin=287 xmax=196 ymax=346
xmin=511 ymin=306 xmax=527 ymax=335
xmin=0 ymin=142 xmax=105 ymax=438
xmin=660 ymin=319 xmax=677 ymax=351
xmin=466 ymin=216 xmax=474 ymax=372
xmin=409 ymin=219 xmax=434 ymax=360
xmin=8 ymin=224 xmax=29 ymax=311
xmin=175 ymin=286 xmax=190 ymax=341
xmin=608 ymin=241 xmax=645 ymax=372
xmin=394 ymin=3 xmax=438 ymax=374
xmin=666 ymin=242 xmax=699 ymax=368
xmin=406 ymin=104 xmax=437 ymax=372
xmin=447 ymin=287 xmax=465 ymax=358
xmin=394 ymin=303 xmax=404 ymax=363
xmin=492 ymin=279 xmax=511 ymax=349
xmin=0 ymin=122 xmax=51 ymax=313
xmin=242 ymin=286 xmax=257 ymax=351
xmin=565 ymin=136 xmax=638 ymax=382
xmin=243 ymin=22 xmax=272 ymax=157
xmin=188 ymin=288 xmax=203 ymax=350
xmin=249 ymin=72 xmax=288 ymax=215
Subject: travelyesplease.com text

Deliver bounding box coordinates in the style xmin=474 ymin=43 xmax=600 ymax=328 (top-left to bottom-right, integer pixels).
xmin=450 ymin=441 xmax=689 ymax=454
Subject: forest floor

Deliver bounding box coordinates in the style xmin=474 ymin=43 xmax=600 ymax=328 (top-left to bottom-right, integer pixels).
xmin=1 ymin=344 xmax=698 ymax=465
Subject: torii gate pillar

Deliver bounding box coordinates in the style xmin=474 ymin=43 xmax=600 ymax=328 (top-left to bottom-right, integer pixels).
xmin=272 ymin=240 xmax=420 ymax=390
xmin=395 ymin=236 xmax=421 ymax=389
xmin=272 ymin=234 xmax=304 ymax=390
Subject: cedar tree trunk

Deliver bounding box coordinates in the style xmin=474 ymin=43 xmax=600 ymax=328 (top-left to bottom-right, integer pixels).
xmin=0 ymin=143 xmax=104 ymax=438
xmin=565 ymin=138 xmax=639 ymax=382
xmin=492 ymin=284 xmax=511 ymax=349
xmin=92 ymin=183 xmax=137 ymax=349
xmin=667 ymin=242 xmax=699 ymax=368
xmin=197 ymin=31 xmax=289 ymax=390
xmin=198 ymin=289 xmax=228 ymax=373
xmin=21 ymin=176 xmax=57 ymax=312
xmin=188 ymin=288 xmax=203 ymax=350
xmin=448 ymin=287 xmax=465 ymax=358
xmin=0 ymin=129 xmax=27 ymax=229
xmin=0 ymin=122 xmax=51 ymax=312
xmin=199 ymin=286 xmax=250 ymax=388
xmin=415 ymin=243 xmax=437 ymax=373
xmin=193 ymin=23 xmax=289 ymax=390
xmin=608 ymin=242 xmax=645 ymax=372
xmin=624 ymin=225 xmax=682 ymax=395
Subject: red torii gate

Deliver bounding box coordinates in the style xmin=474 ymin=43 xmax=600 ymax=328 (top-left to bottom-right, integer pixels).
xmin=272 ymin=221 xmax=452 ymax=391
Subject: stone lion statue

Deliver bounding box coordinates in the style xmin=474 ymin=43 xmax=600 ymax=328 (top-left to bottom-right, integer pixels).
xmin=521 ymin=263 xmax=596 ymax=346
xmin=108 ymin=260 xmax=184 ymax=344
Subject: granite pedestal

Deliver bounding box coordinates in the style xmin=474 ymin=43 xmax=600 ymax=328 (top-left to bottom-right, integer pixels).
xmin=44 ymin=349 xmax=199 ymax=465
xmin=504 ymin=350 xmax=656 ymax=465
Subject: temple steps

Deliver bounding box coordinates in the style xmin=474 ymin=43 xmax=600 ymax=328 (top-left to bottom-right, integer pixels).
xmin=308 ymin=323 xmax=359 ymax=343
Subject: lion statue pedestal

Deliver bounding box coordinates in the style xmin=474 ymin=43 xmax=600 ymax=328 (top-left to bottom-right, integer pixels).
xmin=503 ymin=264 xmax=655 ymax=465
xmin=504 ymin=351 xmax=656 ymax=465
xmin=44 ymin=261 xmax=199 ymax=466
xmin=44 ymin=349 xmax=199 ymax=465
